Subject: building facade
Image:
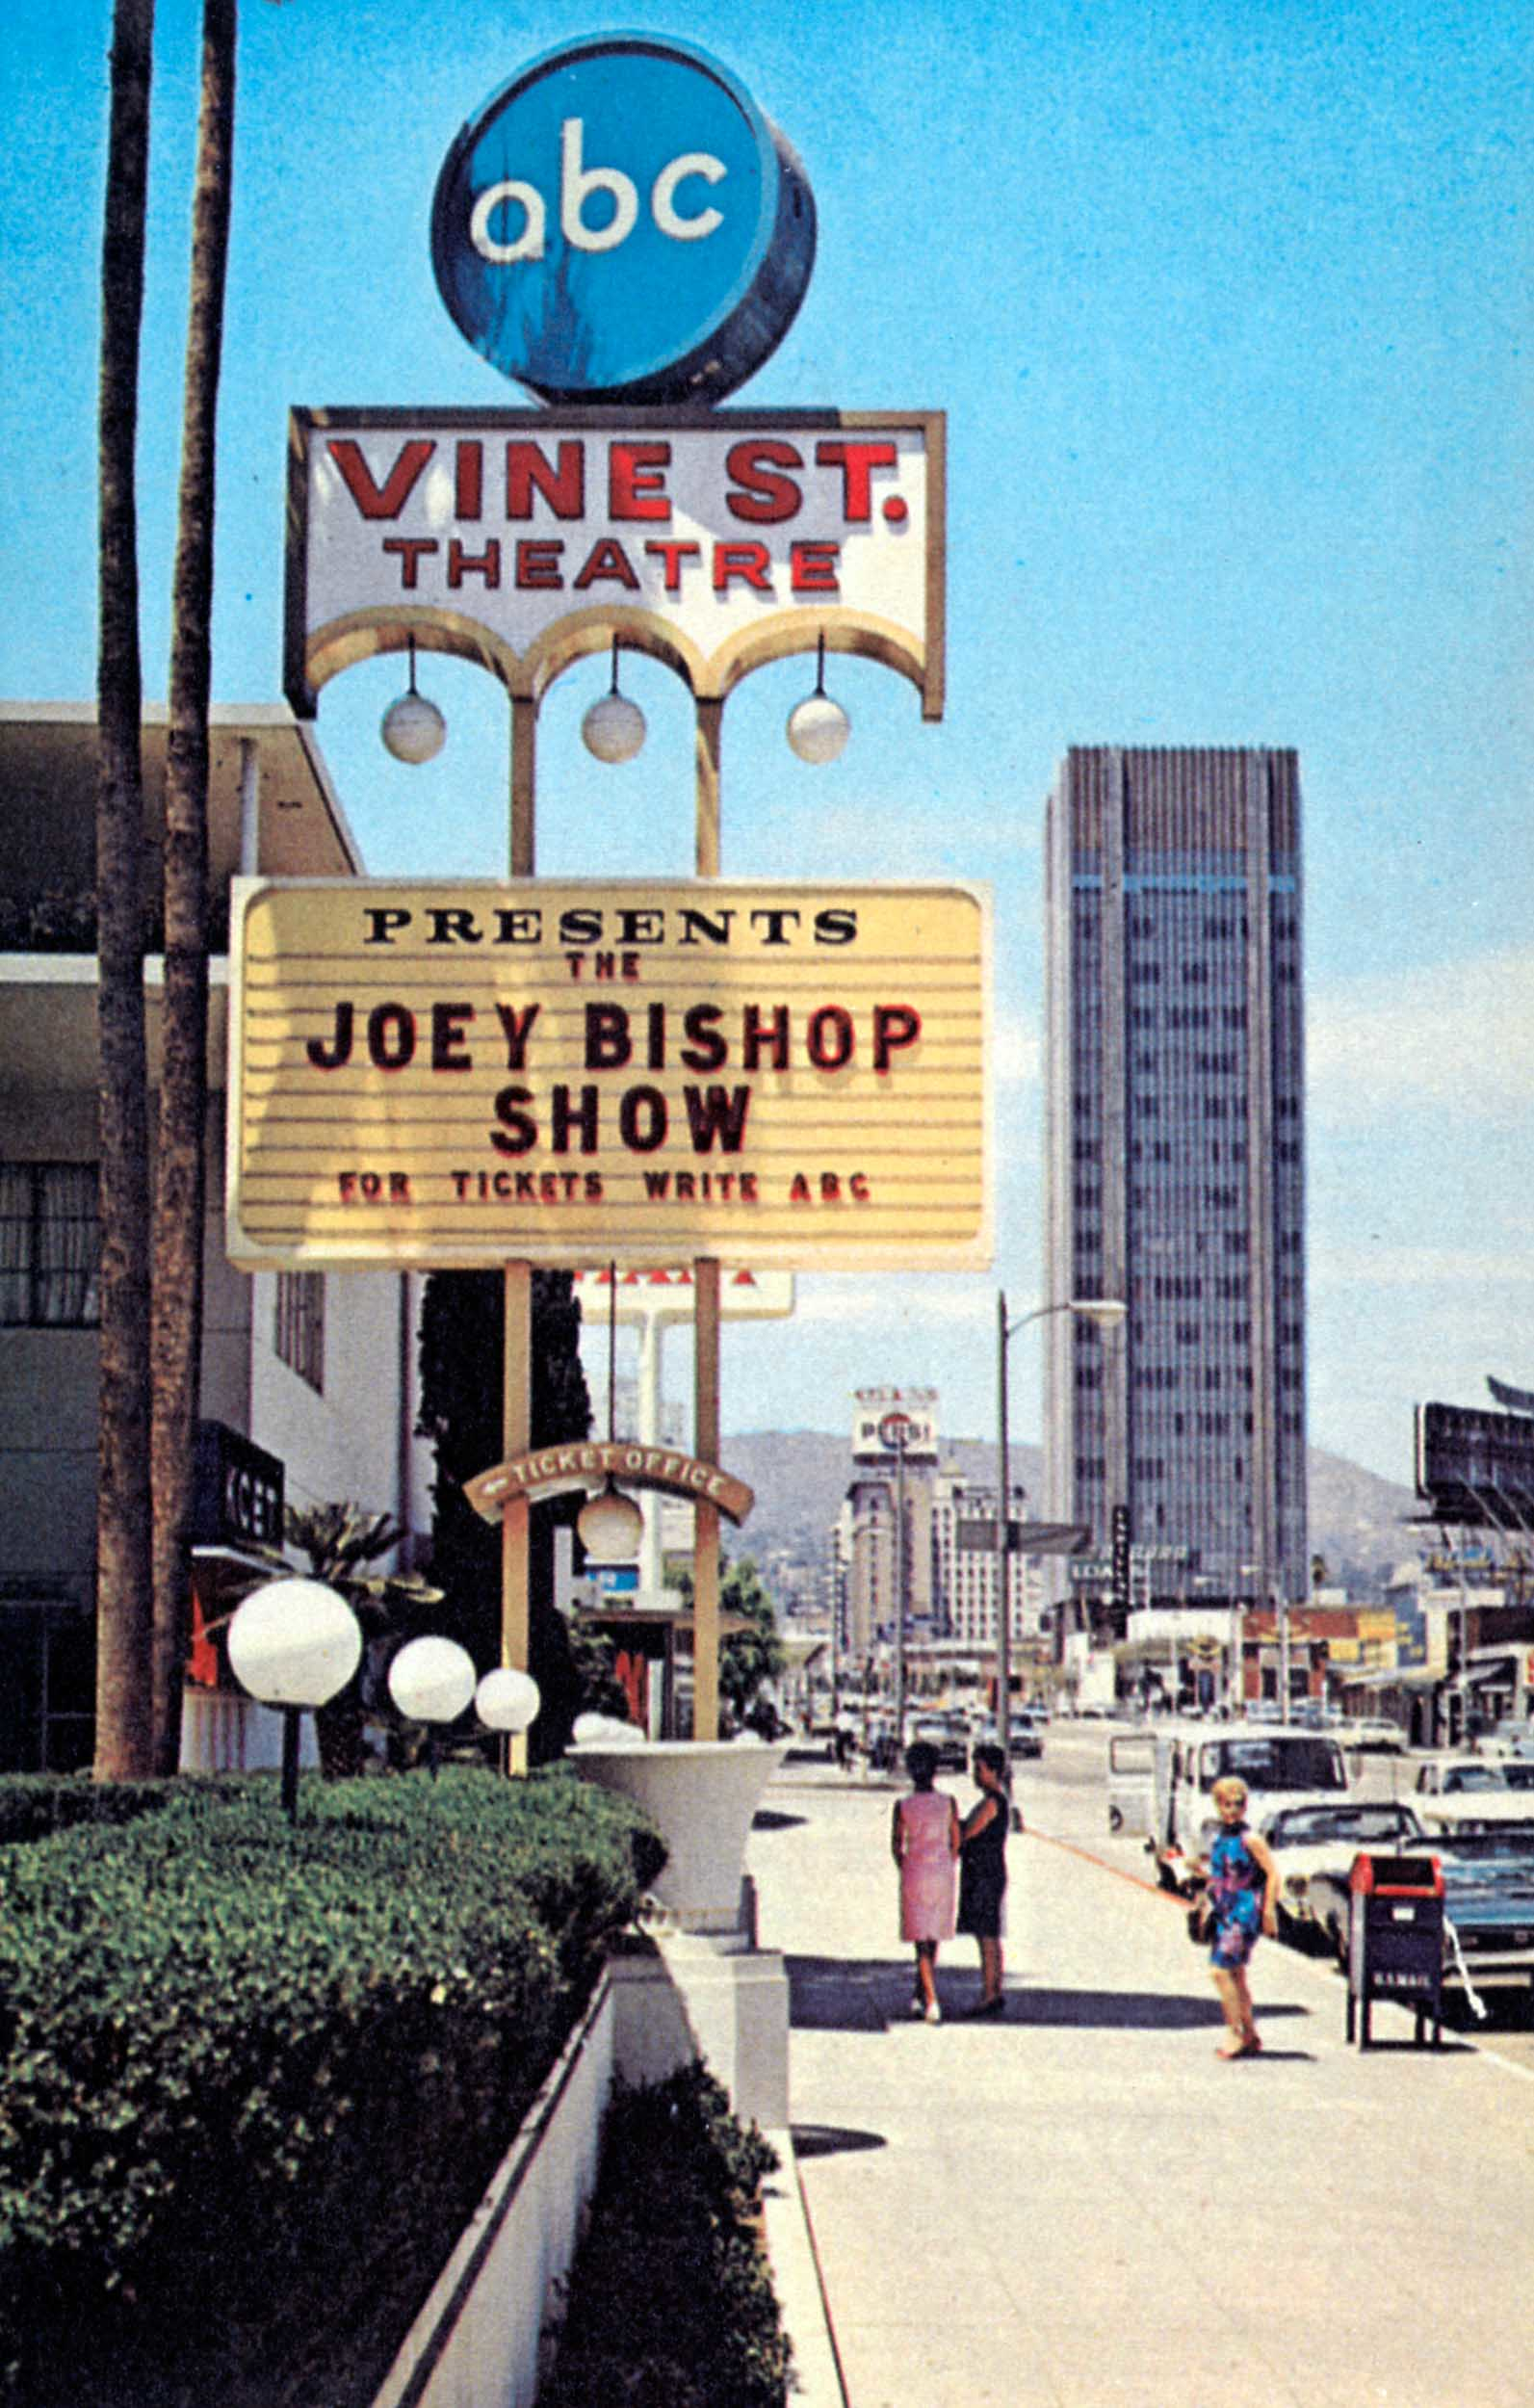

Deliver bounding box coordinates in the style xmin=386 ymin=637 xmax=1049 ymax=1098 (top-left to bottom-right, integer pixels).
xmin=1042 ymin=746 xmax=1308 ymax=1620
xmin=0 ymin=705 xmax=433 ymax=1771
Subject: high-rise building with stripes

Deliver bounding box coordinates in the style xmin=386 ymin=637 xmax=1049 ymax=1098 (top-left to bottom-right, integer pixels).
xmin=1042 ymin=746 xmax=1308 ymax=1632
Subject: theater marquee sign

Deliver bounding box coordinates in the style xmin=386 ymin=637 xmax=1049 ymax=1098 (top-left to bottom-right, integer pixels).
xmin=226 ymin=877 xmax=990 ymax=1270
xmin=284 ymin=407 xmax=944 ymax=719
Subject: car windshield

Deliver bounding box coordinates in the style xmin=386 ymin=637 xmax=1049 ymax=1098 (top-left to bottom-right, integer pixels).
xmin=1199 ymin=1738 xmax=1346 ymax=1793
xmin=1265 ymin=1806 xmax=1415 ymax=1847
xmin=1443 ymin=1766 xmax=1505 ymax=1792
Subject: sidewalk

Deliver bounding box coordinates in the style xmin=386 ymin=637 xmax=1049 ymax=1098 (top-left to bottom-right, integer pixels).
xmin=748 ymin=1767 xmax=1533 ymax=2408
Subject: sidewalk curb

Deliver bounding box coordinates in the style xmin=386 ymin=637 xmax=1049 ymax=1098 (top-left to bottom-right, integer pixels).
xmin=760 ymin=2126 xmax=848 ymax=2408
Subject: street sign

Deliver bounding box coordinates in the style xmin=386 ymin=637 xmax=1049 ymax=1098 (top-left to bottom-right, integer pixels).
xmin=956 ymin=1519 xmax=1092 ymax=1557
xmin=1111 ymin=1504 xmax=1131 ymax=1617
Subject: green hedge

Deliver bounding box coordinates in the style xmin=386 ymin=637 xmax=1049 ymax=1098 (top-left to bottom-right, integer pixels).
xmin=0 ymin=1768 xmax=663 ymax=2408
xmin=539 ymin=2063 xmax=792 ymax=2408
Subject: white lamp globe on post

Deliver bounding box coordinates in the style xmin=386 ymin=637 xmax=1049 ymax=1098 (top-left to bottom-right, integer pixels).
xmin=226 ymin=1578 xmax=363 ymax=1820
xmin=476 ymin=1666 xmax=541 ymax=1734
xmin=388 ymin=1636 xmax=477 ymax=1774
xmin=476 ymin=1666 xmax=541 ymax=1776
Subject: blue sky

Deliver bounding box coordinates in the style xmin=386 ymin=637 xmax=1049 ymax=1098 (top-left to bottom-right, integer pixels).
xmin=2 ymin=0 xmax=1530 ymax=1484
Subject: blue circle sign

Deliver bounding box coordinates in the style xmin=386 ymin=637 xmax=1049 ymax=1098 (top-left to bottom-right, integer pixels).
xmin=430 ymin=35 xmax=817 ymax=405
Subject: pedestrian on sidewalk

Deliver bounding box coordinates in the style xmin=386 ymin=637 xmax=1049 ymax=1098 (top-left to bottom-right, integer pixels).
xmin=892 ymin=1741 xmax=959 ymax=2023
xmin=1201 ymin=1774 xmax=1279 ymax=2059
xmin=957 ymin=1741 xmax=1012 ymax=2015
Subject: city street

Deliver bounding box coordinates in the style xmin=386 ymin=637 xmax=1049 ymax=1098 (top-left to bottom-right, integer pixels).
xmin=750 ymin=1729 xmax=1534 ymax=2408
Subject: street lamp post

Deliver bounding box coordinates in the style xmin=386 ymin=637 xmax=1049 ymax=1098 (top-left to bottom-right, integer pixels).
xmin=996 ymin=1294 xmax=1127 ymax=1758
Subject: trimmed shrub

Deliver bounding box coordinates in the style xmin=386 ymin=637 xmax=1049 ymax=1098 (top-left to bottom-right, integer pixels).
xmin=0 ymin=1768 xmax=663 ymax=2408
xmin=538 ymin=2063 xmax=792 ymax=2408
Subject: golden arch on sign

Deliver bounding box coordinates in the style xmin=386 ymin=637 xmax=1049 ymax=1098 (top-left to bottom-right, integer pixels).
xmin=298 ymin=601 xmax=933 ymax=716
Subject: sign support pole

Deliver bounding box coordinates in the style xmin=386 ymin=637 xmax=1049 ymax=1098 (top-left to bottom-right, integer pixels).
xmin=510 ymin=694 xmax=536 ymax=877
xmin=690 ymin=694 xmax=724 ymax=1738
xmin=693 ymin=1256 xmax=721 ymax=1740
xmin=502 ymin=704 xmax=534 ymax=1770
xmin=502 ymin=1260 xmax=533 ymax=1772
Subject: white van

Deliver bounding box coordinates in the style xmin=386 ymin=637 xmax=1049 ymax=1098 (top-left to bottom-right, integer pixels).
xmin=1152 ymin=1722 xmax=1351 ymax=1892
xmin=1107 ymin=1731 xmax=1156 ymax=1835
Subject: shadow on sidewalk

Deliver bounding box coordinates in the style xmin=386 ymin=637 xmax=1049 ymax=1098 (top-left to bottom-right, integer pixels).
xmin=786 ymin=1952 xmax=1316 ymax=2036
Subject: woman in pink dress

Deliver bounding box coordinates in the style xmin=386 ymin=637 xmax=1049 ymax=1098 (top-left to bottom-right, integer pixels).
xmin=891 ymin=1741 xmax=960 ymax=2023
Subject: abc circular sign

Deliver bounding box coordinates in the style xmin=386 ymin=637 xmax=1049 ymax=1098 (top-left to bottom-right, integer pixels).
xmin=430 ymin=34 xmax=817 ymax=406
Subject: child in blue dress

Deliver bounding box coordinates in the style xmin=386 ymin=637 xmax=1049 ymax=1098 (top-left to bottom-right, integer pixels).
xmin=1201 ymin=1775 xmax=1278 ymax=2058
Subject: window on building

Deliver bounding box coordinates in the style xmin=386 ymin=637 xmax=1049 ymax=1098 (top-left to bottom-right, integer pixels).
xmin=274 ymin=1270 xmax=325 ymax=1393
xmin=0 ymin=1164 xmax=100 ymax=1326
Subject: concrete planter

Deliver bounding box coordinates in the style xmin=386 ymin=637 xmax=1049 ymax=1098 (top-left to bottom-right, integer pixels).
xmin=568 ymin=1739 xmax=788 ymax=1933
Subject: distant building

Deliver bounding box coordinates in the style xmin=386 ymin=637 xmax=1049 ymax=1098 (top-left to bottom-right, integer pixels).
xmin=1042 ymin=746 xmax=1308 ymax=1634
xmin=831 ymin=1389 xmax=1042 ymax=1671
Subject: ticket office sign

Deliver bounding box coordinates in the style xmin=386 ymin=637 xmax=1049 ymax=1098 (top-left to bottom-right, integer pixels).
xmin=227 ymin=878 xmax=991 ymax=1271
xmin=285 ymin=408 xmax=944 ymax=718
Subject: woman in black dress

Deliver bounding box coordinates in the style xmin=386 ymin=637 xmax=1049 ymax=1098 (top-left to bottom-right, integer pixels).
xmin=958 ymin=1741 xmax=1012 ymax=2015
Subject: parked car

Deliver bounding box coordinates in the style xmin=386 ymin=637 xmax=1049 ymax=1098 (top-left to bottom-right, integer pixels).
xmin=1339 ymin=1716 xmax=1408 ymax=1754
xmin=1476 ymin=1719 xmax=1534 ymax=1760
xmin=1258 ymin=1799 xmax=1427 ymax=1946
xmin=1311 ymin=1820 xmax=1534 ymax=2002
xmin=1410 ymin=1756 xmax=1534 ymax=1826
xmin=909 ymin=1713 xmax=970 ymax=1771
xmin=977 ymin=1715 xmax=1043 ymax=1763
xmin=1107 ymin=1731 xmax=1156 ymax=1836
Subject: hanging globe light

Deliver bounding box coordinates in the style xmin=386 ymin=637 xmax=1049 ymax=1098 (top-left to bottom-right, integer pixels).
xmin=581 ymin=638 xmax=646 ymax=762
xmin=575 ymin=1262 xmax=644 ymax=1564
xmin=380 ymin=636 xmax=447 ymax=763
xmin=786 ymin=633 xmax=850 ymax=764
xmin=576 ymin=1479 xmax=646 ymax=1563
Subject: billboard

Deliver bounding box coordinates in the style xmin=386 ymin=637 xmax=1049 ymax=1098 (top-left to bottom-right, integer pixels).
xmin=227 ymin=877 xmax=990 ymax=1270
xmin=284 ymin=406 xmax=945 ymax=720
xmin=1416 ymin=1402 xmax=1534 ymax=1528
xmin=569 ymin=1265 xmax=793 ymax=1320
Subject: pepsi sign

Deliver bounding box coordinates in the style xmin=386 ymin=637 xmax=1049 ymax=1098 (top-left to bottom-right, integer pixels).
xmin=430 ymin=34 xmax=816 ymax=405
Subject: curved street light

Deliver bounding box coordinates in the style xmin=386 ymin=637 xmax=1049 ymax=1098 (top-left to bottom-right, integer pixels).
xmin=995 ymin=1296 xmax=1127 ymax=1758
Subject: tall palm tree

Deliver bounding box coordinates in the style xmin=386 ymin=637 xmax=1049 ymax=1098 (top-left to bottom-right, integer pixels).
xmin=151 ymin=0 xmax=238 ymax=1774
xmin=94 ymin=0 xmax=157 ymax=1779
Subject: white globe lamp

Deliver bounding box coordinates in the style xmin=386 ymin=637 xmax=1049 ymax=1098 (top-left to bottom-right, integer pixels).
xmin=226 ymin=1578 xmax=363 ymax=1819
xmin=581 ymin=639 xmax=646 ymax=762
xmin=577 ymin=1479 xmax=646 ymax=1564
xmin=388 ymin=1635 xmax=478 ymax=1726
xmin=786 ymin=634 xmax=850 ymax=764
xmin=380 ymin=636 xmax=447 ymax=764
xmin=476 ymin=1667 xmax=542 ymax=1735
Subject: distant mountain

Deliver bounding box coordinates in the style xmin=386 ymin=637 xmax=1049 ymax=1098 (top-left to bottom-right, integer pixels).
xmin=722 ymin=1428 xmax=1420 ymax=1600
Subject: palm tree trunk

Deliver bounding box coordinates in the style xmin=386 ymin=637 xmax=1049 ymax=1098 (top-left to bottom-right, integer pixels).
xmin=94 ymin=0 xmax=157 ymax=1780
xmin=151 ymin=0 xmax=238 ymax=1776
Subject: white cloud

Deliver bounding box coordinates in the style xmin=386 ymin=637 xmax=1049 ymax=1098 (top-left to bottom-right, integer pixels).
xmin=991 ymin=1010 xmax=1040 ymax=1084
xmin=1308 ymin=946 xmax=1534 ymax=1124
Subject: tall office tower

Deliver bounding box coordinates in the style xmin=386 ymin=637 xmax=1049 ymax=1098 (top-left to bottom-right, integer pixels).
xmin=1042 ymin=747 xmax=1308 ymax=1622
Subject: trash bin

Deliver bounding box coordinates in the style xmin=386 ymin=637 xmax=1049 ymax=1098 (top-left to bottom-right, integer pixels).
xmin=1345 ymin=1851 xmax=1444 ymax=2048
